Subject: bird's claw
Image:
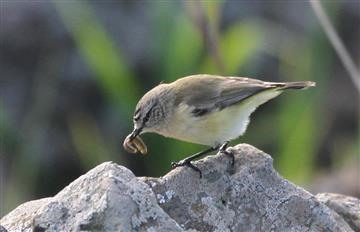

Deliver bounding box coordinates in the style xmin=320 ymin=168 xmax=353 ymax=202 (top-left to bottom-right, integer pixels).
xmin=171 ymin=160 xmax=185 ymax=168
xmin=171 ymin=160 xmax=202 ymax=178
xmin=220 ymin=149 xmax=235 ymax=166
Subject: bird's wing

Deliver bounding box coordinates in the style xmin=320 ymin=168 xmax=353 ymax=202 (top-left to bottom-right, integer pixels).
xmin=173 ymin=75 xmax=277 ymax=116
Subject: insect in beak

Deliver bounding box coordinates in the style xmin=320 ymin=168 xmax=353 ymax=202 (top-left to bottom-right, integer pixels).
xmin=123 ymin=128 xmax=147 ymax=155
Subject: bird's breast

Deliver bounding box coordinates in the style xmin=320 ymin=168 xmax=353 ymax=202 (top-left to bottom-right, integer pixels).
xmin=161 ymin=103 xmax=248 ymax=146
xmin=159 ymin=89 xmax=281 ymax=146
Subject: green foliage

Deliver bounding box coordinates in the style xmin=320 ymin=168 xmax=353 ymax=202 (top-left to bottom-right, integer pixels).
xmin=53 ymin=0 xmax=140 ymax=114
xmin=162 ymin=14 xmax=203 ymax=81
xmin=53 ymin=0 xmax=144 ymax=172
xmin=201 ymin=22 xmax=262 ymax=74
xmin=68 ymin=114 xmax=117 ymax=169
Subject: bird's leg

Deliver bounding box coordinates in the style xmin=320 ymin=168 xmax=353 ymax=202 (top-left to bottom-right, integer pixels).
xmin=171 ymin=146 xmax=218 ymax=178
xmin=219 ymin=141 xmax=235 ymax=165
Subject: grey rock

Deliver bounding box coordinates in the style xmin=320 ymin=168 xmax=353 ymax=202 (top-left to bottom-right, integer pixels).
xmin=1 ymin=163 xmax=181 ymax=232
xmin=0 ymin=225 xmax=8 ymax=232
xmin=316 ymin=193 xmax=360 ymax=231
xmin=0 ymin=144 xmax=356 ymax=231
xmin=0 ymin=198 xmax=51 ymax=231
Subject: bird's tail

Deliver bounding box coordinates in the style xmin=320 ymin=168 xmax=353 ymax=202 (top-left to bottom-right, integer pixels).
xmin=273 ymin=81 xmax=316 ymax=90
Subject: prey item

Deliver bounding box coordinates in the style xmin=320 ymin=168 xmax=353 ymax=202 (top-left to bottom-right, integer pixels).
xmin=123 ymin=134 xmax=147 ymax=155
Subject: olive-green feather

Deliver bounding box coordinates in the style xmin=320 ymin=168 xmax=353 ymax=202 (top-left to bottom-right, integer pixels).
xmin=171 ymin=74 xmax=315 ymax=117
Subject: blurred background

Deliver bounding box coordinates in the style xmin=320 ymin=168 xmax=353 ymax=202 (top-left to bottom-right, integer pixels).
xmin=0 ymin=0 xmax=359 ymax=217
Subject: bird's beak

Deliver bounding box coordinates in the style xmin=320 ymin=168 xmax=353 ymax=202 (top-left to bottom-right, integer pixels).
xmin=129 ymin=127 xmax=142 ymax=141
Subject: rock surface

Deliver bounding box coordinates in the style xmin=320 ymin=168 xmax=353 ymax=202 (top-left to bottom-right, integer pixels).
xmin=316 ymin=193 xmax=360 ymax=231
xmin=0 ymin=144 xmax=357 ymax=231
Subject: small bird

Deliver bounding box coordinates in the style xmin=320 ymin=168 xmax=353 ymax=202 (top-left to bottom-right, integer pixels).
xmin=124 ymin=74 xmax=315 ymax=177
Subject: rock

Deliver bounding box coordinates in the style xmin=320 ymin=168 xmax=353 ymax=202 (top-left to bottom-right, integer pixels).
xmin=316 ymin=193 xmax=360 ymax=231
xmin=1 ymin=162 xmax=181 ymax=232
xmin=0 ymin=198 xmax=51 ymax=231
xmin=0 ymin=225 xmax=8 ymax=232
xmin=0 ymin=144 xmax=356 ymax=231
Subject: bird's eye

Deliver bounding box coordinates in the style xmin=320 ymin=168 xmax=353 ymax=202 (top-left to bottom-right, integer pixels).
xmin=143 ymin=112 xmax=151 ymax=122
xmin=141 ymin=104 xmax=157 ymax=125
xmin=133 ymin=114 xmax=140 ymax=121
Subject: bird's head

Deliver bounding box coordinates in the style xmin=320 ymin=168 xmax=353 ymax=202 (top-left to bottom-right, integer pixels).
xmin=128 ymin=84 xmax=171 ymax=140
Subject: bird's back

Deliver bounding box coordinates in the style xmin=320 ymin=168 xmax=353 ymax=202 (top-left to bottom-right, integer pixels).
xmin=160 ymin=74 xmax=315 ymax=146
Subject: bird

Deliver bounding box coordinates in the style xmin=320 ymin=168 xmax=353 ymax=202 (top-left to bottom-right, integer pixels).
xmin=124 ymin=74 xmax=315 ymax=177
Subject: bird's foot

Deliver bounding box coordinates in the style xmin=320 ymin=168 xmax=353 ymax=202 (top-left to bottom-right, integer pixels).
xmin=219 ymin=142 xmax=235 ymax=166
xmin=171 ymin=160 xmax=202 ymax=178
xmin=170 ymin=147 xmax=217 ymax=178
xmin=221 ymin=150 xmax=235 ymax=166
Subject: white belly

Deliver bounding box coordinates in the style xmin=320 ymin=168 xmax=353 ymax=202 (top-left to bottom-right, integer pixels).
xmin=161 ymin=90 xmax=281 ymax=146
